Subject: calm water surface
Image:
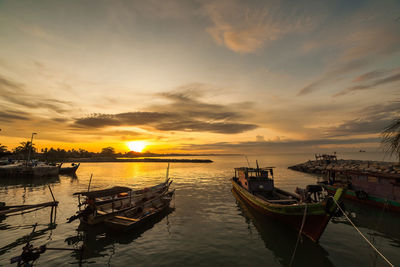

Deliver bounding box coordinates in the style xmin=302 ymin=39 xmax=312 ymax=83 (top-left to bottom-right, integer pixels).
xmin=1 ymin=153 xmax=399 ymax=266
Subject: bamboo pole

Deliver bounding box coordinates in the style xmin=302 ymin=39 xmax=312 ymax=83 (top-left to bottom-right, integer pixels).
xmin=87 ymin=174 xmax=93 ymax=192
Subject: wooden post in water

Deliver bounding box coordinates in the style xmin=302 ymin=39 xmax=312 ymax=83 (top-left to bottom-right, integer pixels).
xmin=47 ymin=185 xmax=57 ymax=223
xmin=50 ymin=206 xmax=54 ymax=224
xmin=87 ymin=174 xmax=93 ymax=192
xmin=129 ymin=190 xmax=132 ymax=208
xmin=48 ymin=185 xmax=56 ymax=202
xmin=53 ymin=204 xmax=57 ymax=223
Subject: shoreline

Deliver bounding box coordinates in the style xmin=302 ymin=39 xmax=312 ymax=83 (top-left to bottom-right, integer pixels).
xmin=62 ymin=158 xmax=213 ymax=163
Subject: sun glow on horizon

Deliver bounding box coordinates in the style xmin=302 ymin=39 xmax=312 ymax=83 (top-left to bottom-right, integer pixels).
xmin=127 ymin=141 xmax=147 ymax=152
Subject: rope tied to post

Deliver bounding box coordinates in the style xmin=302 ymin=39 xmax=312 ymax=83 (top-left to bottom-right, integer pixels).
xmin=289 ymin=203 xmax=307 ymax=267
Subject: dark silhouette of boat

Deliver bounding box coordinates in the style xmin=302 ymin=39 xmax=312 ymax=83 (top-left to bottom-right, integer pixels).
xmin=58 ymin=163 xmax=80 ymax=175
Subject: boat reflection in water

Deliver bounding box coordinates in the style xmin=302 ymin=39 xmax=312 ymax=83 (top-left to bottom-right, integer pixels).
xmin=0 ymin=223 xmax=57 ymax=258
xmin=331 ymin=201 xmax=400 ymax=245
xmin=232 ymin=189 xmax=334 ymax=267
xmin=0 ymin=175 xmax=60 ymax=187
xmin=65 ymin=206 xmax=175 ymax=265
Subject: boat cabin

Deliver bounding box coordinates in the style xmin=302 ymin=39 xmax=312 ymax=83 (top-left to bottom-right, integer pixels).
xmin=234 ymin=167 xmax=275 ymax=193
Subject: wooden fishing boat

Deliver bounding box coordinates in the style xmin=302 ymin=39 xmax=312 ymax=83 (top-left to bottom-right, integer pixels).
xmin=0 ymin=161 xmax=59 ymax=178
xmin=319 ymin=168 xmax=400 ymax=212
xmin=59 ymin=163 xmax=80 ymax=175
xmin=105 ymin=190 xmax=174 ymax=230
xmin=68 ymin=179 xmax=172 ymax=225
xmin=232 ymin=166 xmax=346 ymax=242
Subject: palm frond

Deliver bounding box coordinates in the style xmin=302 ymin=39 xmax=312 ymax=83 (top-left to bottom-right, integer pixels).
xmin=381 ymin=118 xmax=400 ymax=159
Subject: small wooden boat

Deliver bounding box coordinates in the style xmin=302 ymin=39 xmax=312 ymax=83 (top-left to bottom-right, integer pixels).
xmin=319 ymin=168 xmax=400 ymax=212
xmin=69 ymin=179 xmax=172 ymax=225
xmin=105 ymin=190 xmax=174 ymax=230
xmin=232 ymin=166 xmax=346 ymax=242
xmin=59 ymin=163 xmax=80 ymax=175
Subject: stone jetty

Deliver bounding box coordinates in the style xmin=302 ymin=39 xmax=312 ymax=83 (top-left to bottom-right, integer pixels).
xmin=288 ymin=154 xmax=400 ymax=175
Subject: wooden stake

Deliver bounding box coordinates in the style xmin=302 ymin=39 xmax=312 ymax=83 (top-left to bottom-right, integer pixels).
xmin=48 ymin=185 xmax=56 ymax=202
xmin=50 ymin=206 xmax=54 ymax=224
xmin=87 ymin=174 xmax=93 ymax=192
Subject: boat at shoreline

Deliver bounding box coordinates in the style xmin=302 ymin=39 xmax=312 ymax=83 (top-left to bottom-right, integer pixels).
xmin=231 ymin=166 xmax=346 ymax=242
xmin=0 ymin=161 xmax=59 ymax=178
xmin=319 ymin=168 xmax=400 ymax=212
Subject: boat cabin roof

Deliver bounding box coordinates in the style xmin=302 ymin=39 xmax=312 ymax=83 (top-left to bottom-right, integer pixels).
xmin=326 ymin=168 xmax=399 ymax=179
xmin=235 ymin=167 xmax=275 ymax=172
xmin=73 ymin=186 xmax=132 ymax=198
xmin=235 ymin=167 xmax=275 ymax=179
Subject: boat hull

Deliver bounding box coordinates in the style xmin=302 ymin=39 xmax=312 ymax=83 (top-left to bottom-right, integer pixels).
xmin=105 ymin=195 xmax=174 ymax=231
xmin=79 ymin=184 xmax=171 ymax=225
xmin=59 ymin=164 xmax=80 ymax=175
xmin=322 ymin=184 xmax=400 ymax=213
xmin=232 ymin=179 xmax=333 ymax=242
xmin=0 ymin=164 xmax=59 ymax=178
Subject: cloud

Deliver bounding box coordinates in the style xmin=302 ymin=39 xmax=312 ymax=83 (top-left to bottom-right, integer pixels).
xmin=204 ymin=0 xmax=316 ymax=53
xmin=0 ymin=75 xmax=22 ymax=90
xmin=74 ymin=112 xmax=169 ymax=128
xmin=334 ymin=69 xmax=400 ymax=97
xmin=73 ymin=85 xmax=258 ymax=134
xmin=0 ymin=73 xmax=73 ymax=114
xmin=0 ymin=110 xmax=30 ymax=122
xmin=297 ymin=7 xmax=400 ymax=96
xmin=351 ymin=69 xmax=388 ymax=83
xmin=322 ymin=101 xmax=400 ymax=137
xmin=156 ymin=120 xmax=256 ymax=134
xmin=179 ymin=137 xmax=380 ymax=153
xmin=297 ymin=60 xmax=367 ymax=96
xmin=256 ymin=135 xmax=265 ymax=142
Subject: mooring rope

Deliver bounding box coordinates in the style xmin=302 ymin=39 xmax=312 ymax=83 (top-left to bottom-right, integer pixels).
xmin=289 ymin=203 xmax=307 ymax=267
xmin=330 ymin=196 xmax=394 ymax=267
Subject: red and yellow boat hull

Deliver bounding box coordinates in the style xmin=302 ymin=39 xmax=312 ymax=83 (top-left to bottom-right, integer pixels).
xmin=232 ymin=179 xmax=344 ymax=242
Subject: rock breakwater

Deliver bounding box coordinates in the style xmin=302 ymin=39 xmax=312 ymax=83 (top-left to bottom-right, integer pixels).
xmin=288 ymin=159 xmax=400 ymax=175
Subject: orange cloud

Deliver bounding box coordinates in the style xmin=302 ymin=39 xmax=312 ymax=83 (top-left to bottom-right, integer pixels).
xmin=204 ymin=1 xmax=314 ymax=53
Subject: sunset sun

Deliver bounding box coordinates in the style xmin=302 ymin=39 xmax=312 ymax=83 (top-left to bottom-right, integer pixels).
xmin=127 ymin=141 xmax=147 ymax=152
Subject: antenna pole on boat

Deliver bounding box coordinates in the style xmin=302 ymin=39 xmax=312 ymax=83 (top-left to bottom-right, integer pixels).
xmin=87 ymin=174 xmax=93 ymax=192
xmin=26 ymin=132 xmax=37 ymax=166
xmin=256 ymin=160 xmax=259 ymax=169
xmin=244 ymin=155 xmax=250 ymax=168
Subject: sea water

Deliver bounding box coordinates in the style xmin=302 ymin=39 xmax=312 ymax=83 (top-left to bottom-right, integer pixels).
xmin=0 ymin=153 xmax=399 ymax=266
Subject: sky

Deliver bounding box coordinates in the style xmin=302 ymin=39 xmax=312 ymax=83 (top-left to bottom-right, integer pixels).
xmin=0 ymin=0 xmax=399 ymax=154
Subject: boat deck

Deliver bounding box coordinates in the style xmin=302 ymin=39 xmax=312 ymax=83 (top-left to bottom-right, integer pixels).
xmin=255 ymin=190 xmax=299 ymax=205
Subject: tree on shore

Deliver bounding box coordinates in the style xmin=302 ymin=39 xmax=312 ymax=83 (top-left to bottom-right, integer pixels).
xmin=0 ymin=144 xmax=7 ymax=153
xmin=382 ymin=118 xmax=400 ymax=162
xmin=0 ymin=144 xmax=10 ymax=157
xmin=101 ymin=147 xmax=115 ymax=156
xmin=13 ymin=141 xmax=36 ymax=159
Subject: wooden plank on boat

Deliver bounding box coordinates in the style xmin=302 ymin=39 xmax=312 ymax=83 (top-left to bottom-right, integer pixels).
xmin=114 ymin=215 xmax=139 ymax=222
xmin=267 ymin=199 xmax=298 ymax=203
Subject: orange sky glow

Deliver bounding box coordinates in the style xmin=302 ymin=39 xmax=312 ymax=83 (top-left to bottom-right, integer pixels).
xmin=0 ymin=1 xmax=399 ymax=154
